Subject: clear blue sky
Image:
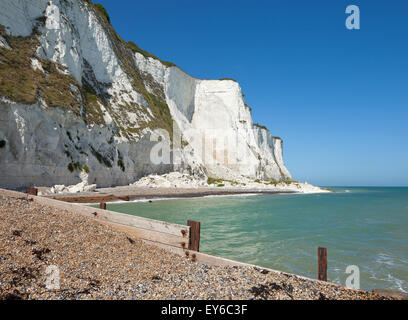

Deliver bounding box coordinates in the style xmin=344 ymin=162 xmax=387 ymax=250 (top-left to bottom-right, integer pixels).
xmin=96 ymin=0 xmax=408 ymax=186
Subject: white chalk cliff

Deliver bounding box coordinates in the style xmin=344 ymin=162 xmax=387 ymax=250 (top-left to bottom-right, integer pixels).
xmin=0 ymin=0 xmax=292 ymax=189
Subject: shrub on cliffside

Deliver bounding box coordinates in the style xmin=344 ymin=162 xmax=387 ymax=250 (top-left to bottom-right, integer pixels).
xmin=93 ymin=4 xmax=111 ymax=23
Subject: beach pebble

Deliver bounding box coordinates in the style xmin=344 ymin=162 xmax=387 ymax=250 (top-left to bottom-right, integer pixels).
xmin=0 ymin=195 xmax=394 ymax=300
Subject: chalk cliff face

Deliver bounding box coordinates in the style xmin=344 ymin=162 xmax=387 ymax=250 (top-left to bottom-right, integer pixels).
xmin=0 ymin=0 xmax=291 ymax=189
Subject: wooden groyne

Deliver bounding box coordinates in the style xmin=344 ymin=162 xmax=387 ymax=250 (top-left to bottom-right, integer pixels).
xmin=43 ymin=188 xmax=297 ymax=204
xmin=0 ymin=188 xmax=308 ymax=271
xmin=1 ymin=187 xmax=405 ymax=299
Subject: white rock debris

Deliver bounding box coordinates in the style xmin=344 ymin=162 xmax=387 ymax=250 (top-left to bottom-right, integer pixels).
xmin=30 ymin=58 xmax=44 ymax=72
xmin=47 ymin=171 xmax=96 ymax=194
xmin=132 ymin=172 xmax=329 ymax=194
xmin=132 ymin=172 xmax=207 ymax=189
xmin=0 ymin=33 xmax=10 ymax=49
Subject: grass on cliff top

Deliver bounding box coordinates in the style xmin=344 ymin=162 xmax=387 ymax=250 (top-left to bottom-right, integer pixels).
xmin=84 ymin=0 xmax=110 ymax=24
xmin=253 ymin=123 xmax=281 ymax=140
xmin=219 ymin=78 xmax=237 ymax=82
xmin=86 ymin=0 xmax=176 ymax=68
xmin=93 ymin=3 xmax=111 ymax=23
xmin=253 ymin=123 xmax=267 ymax=130
xmin=126 ymin=41 xmax=176 ymax=68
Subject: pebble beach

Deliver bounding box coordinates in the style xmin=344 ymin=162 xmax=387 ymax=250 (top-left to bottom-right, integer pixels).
xmin=0 ymin=194 xmax=395 ymax=300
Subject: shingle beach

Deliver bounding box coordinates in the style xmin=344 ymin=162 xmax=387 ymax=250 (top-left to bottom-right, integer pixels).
xmin=0 ymin=195 xmax=394 ymax=300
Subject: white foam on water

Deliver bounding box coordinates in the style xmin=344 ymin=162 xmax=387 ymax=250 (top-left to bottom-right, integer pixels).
xmin=369 ymin=272 xmax=407 ymax=293
xmin=366 ymin=253 xmax=407 ymax=292
xmin=85 ymin=197 xmax=185 ymax=205
xmin=202 ymin=193 xmax=260 ymax=199
xmin=81 ymin=193 xmax=264 ymax=206
xmin=376 ymin=253 xmax=396 ymax=267
xmin=386 ymin=274 xmax=407 ymax=293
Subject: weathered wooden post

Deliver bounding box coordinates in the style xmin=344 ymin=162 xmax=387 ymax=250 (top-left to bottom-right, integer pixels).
xmin=100 ymin=202 xmax=107 ymax=210
xmin=28 ymin=187 xmax=38 ymax=196
xmin=318 ymin=247 xmax=327 ymax=281
xmin=187 ymin=220 xmax=200 ymax=252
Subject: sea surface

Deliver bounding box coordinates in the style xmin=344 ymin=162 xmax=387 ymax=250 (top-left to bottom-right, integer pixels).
xmin=101 ymin=187 xmax=408 ymax=292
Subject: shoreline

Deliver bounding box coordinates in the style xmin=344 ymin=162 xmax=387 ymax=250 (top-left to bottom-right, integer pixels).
xmin=0 ymin=192 xmax=399 ymax=300
xmin=43 ymin=187 xmax=300 ymax=204
xmin=81 ymin=193 xmax=264 ymax=205
xmin=36 ymin=172 xmax=330 ymax=202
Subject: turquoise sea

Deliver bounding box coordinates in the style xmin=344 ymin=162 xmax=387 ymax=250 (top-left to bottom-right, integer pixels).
xmin=103 ymin=187 xmax=408 ymax=292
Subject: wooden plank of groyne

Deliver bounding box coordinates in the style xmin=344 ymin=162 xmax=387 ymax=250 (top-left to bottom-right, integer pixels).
xmin=187 ymin=220 xmax=200 ymax=252
xmin=103 ymin=222 xmax=188 ymax=249
xmin=47 ymin=194 xmax=120 ymax=203
xmin=318 ymin=247 xmax=327 ymax=281
xmin=141 ymin=240 xmax=252 ymax=267
xmin=0 ymin=189 xmax=190 ymax=238
xmin=28 ymin=187 xmax=38 ymax=196
xmin=46 ymin=189 xmax=299 ymax=204
xmin=142 ymin=240 xmax=351 ymax=291
xmin=89 ymin=208 xmax=190 ymax=238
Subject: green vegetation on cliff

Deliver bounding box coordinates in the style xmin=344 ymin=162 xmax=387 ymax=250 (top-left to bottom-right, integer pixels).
xmin=126 ymin=41 xmax=176 ymax=68
xmin=87 ymin=2 xmax=176 ymax=139
xmin=67 ymin=162 xmax=89 ymax=173
xmin=0 ymin=25 xmax=106 ymax=125
xmin=0 ymin=27 xmax=82 ymax=113
xmin=253 ymin=123 xmax=267 ymax=130
xmin=93 ymin=3 xmax=111 ymax=23
xmin=0 ymin=1 xmax=178 ymax=140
